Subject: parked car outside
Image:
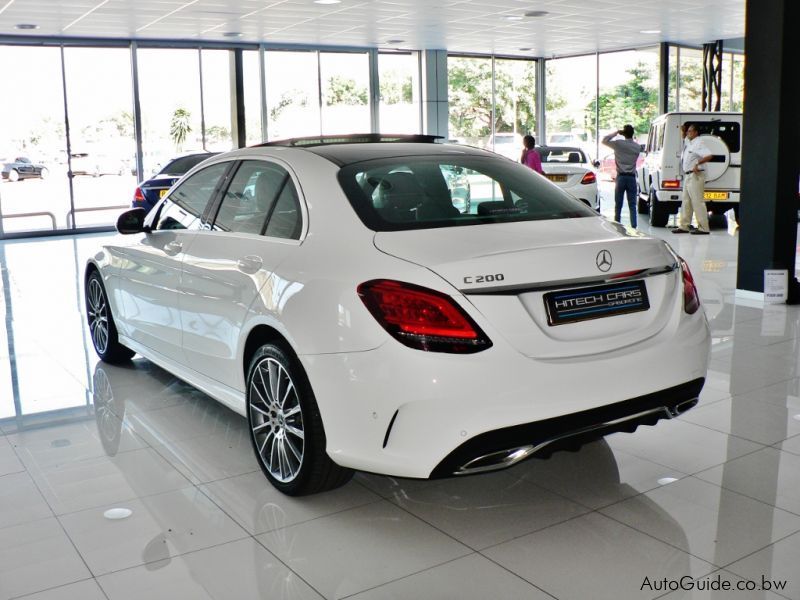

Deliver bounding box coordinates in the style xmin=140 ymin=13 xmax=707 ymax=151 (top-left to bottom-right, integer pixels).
xmin=488 ymin=132 xmax=524 ymax=161
xmin=86 ymin=134 xmax=710 ymax=496
xmin=598 ymin=152 xmax=645 ymax=182
xmin=538 ymin=146 xmax=600 ymax=211
xmin=1 ymin=156 xmax=48 ymax=182
xmin=547 ymin=131 xmax=596 ymax=161
xmin=132 ymin=151 xmax=218 ymax=213
xmin=70 ymin=152 xmax=129 ymax=177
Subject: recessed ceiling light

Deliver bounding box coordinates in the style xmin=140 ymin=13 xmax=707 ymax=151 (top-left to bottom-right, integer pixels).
xmin=518 ymin=47 xmax=532 ymax=51
xmin=15 ymin=23 xmax=39 ymax=30
xmin=503 ymin=15 xmax=523 ymax=21
xmin=103 ymin=507 xmax=133 ymax=520
xmin=524 ymin=10 xmax=549 ymax=17
xmin=640 ymin=29 xmax=661 ymax=34
xmin=386 ymin=39 xmax=404 ymax=44
xmin=657 ymin=477 xmax=679 ymax=485
xmin=314 ymin=0 xmax=341 ymax=4
xmin=222 ymin=31 xmax=243 ymax=37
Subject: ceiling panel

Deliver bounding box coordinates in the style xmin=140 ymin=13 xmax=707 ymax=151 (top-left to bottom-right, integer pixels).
xmin=0 ymin=0 xmax=745 ymax=56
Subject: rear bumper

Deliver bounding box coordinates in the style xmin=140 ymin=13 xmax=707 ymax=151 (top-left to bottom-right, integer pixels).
xmin=430 ymin=377 xmax=703 ymax=478
xmin=654 ymin=189 xmax=740 ymax=204
xmin=301 ymin=307 xmax=710 ymax=478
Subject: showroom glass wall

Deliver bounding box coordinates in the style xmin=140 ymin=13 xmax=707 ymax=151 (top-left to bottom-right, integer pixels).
xmin=668 ymin=45 xmax=745 ymax=113
xmin=0 ymin=42 xmax=420 ymax=238
xmin=447 ymin=54 xmax=537 ymax=160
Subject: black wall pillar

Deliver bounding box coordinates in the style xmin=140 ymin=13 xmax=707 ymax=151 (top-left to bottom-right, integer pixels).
xmin=736 ymin=0 xmax=800 ymax=300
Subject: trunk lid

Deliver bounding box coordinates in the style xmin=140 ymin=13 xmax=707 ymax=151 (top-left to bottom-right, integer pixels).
xmin=374 ymin=217 xmax=679 ymax=358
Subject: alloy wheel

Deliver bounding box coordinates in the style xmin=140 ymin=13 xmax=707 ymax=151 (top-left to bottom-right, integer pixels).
xmin=249 ymin=357 xmax=305 ymax=482
xmin=87 ymin=278 xmax=110 ymax=354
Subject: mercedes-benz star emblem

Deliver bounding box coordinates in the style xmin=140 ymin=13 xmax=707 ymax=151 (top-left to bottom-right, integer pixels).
xmin=596 ymin=249 xmax=612 ymax=272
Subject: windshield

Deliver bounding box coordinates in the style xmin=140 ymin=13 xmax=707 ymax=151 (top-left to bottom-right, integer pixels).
xmin=337 ymin=155 xmax=596 ymax=232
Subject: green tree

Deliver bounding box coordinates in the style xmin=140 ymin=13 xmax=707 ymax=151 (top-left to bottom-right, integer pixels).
xmin=586 ymin=62 xmax=658 ymax=136
xmin=170 ymin=107 xmax=192 ymax=151
xmin=206 ymin=125 xmax=230 ymax=145
xmin=325 ymin=76 xmax=368 ymax=106
xmin=269 ymin=91 xmax=308 ymax=122
xmin=380 ymin=70 xmax=413 ymax=104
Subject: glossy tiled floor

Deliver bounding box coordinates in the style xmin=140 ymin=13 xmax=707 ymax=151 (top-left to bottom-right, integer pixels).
xmin=2 ymin=207 xmax=800 ymax=599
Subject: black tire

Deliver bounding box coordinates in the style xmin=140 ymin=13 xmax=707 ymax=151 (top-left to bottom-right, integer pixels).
xmin=246 ymin=343 xmax=353 ymax=496
xmin=649 ymin=189 xmax=670 ymax=227
xmin=637 ymin=194 xmax=649 ymax=215
xmin=85 ymin=271 xmax=135 ymax=363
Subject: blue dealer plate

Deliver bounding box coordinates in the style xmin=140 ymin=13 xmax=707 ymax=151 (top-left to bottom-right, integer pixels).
xmin=544 ymin=280 xmax=650 ymax=326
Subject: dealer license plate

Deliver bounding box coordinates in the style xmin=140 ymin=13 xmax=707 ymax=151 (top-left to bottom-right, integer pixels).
xmin=159 ymin=189 xmax=168 ymax=198
xmin=703 ymin=191 xmax=729 ymax=200
xmin=544 ymin=280 xmax=650 ymax=326
xmin=546 ymin=174 xmax=568 ymax=183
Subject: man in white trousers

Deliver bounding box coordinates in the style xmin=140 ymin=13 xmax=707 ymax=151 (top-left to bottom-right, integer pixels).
xmin=672 ymin=123 xmax=714 ymax=235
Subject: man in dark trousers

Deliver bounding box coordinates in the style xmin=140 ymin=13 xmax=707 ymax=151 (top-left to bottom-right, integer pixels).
xmin=602 ymin=124 xmax=641 ymax=228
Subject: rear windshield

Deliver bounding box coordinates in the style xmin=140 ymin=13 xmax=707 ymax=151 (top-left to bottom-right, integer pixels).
xmin=158 ymin=154 xmax=216 ymax=176
xmin=540 ymin=148 xmax=587 ymax=163
xmin=337 ymin=155 xmax=596 ymax=232
xmin=687 ymin=121 xmax=740 ymax=153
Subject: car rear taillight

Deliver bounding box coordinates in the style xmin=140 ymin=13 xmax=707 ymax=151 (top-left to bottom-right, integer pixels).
xmin=357 ymin=279 xmax=492 ymax=353
xmin=133 ymin=186 xmax=146 ymax=204
xmin=679 ymin=258 xmax=700 ymax=314
xmin=662 ymin=180 xmax=681 ymax=189
xmin=580 ymin=172 xmax=596 ymax=185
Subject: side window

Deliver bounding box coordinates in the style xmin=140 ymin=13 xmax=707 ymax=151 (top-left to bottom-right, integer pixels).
xmin=212 ymin=161 xmax=288 ymax=235
xmin=264 ymin=179 xmax=302 ymax=239
xmin=657 ymin=124 xmax=666 ymax=152
xmin=156 ymin=162 xmax=228 ymax=230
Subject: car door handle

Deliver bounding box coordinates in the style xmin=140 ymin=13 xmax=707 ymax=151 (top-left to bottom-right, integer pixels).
xmin=237 ymin=255 xmax=263 ymax=274
xmin=164 ymin=241 xmax=183 ymax=256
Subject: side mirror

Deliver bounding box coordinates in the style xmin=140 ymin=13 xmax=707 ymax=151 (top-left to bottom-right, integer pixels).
xmin=116 ymin=207 xmax=147 ymax=234
xmin=593 ymin=160 xmax=601 ymax=168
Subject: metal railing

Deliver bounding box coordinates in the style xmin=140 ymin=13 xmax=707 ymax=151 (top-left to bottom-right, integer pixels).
xmin=66 ymin=205 xmax=129 ymax=228
xmin=0 ymin=211 xmax=57 ymax=231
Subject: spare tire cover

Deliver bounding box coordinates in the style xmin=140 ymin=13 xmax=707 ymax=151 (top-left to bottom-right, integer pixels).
xmin=697 ymin=135 xmax=730 ymax=182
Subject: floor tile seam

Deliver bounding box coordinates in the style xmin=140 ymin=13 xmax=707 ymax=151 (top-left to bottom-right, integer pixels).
xmin=716 ymin=529 xmax=800 ymax=579
xmin=87 ymin=531 xmax=255 ymax=581
xmin=713 ymin=568 xmax=795 ymax=600
xmin=384 ymin=485 xmax=594 ymax=552
xmin=498 ymin=471 xmax=612 ymax=514
xmin=249 ymin=534 xmax=330 ymax=600
xmin=673 ymin=417 xmax=790 ymax=447
xmin=195 ymin=480 xmax=385 ymax=537
xmin=472 ymin=550 xmax=567 ymax=600
xmin=191 ymin=467 xmax=262 ymax=486
xmin=686 ymin=472 xmax=800 ymax=520
xmin=683 ymin=441 xmax=785 ymax=478
xmin=581 ymin=470 xmax=697 ymax=513
xmin=7 ymin=576 xmax=107 ymax=600
xmin=772 ymin=440 xmax=800 ymax=457
xmin=49 ymin=476 xmax=199 ymax=519
xmin=10 ymin=440 xmax=159 ymax=475
xmin=650 ymin=568 xmax=794 ymax=600
xmin=336 ymin=551 xmax=559 ymax=600
xmin=591 ymin=508 xmax=725 ymax=571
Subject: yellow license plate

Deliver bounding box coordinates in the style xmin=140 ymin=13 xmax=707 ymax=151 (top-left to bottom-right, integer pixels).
xmin=704 ymin=191 xmax=729 ymax=200
xmin=546 ymin=174 xmax=568 ymax=183
xmin=159 ymin=189 xmax=168 ymax=198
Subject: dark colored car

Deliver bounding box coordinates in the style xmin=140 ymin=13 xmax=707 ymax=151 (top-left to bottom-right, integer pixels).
xmin=132 ymin=152 xmax=217 ymax=213
xmin=2 ymin=156 xmax=48 ymax=182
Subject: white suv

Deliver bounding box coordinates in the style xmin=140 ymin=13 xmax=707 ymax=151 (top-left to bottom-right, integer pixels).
xmin=638 ymin=112 xmax=742 ymax=227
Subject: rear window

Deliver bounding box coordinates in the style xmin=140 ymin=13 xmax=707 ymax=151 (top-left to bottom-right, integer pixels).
xmin=158 ymin=154 xmax=216 ymax=176
xmin=540 ymin=148 xmax=587 ymax=163
xmin=337 ymin=156 xmax=596 ymax=232
xmin=687 ymin=121 xmax=740 ymax=153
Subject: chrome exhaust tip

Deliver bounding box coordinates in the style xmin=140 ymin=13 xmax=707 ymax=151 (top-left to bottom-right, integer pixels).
xmin=455 ymin=445 xmax=535 ymax=475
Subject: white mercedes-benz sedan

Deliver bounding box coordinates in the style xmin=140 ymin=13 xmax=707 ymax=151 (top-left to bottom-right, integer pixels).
xmin=538 ymin=145 xmax=600 ymax=211
xmin=85 ymin=134 xmax=710 ymax=496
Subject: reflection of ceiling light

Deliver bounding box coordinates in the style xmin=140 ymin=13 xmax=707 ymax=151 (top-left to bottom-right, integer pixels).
xmin=518 ymin=47 xmax=532 ymax=51
xmin=15 ymin=23 xmax=40 ymax=29
xmin=524 ymin=10 xmax=549 ymax=17
xmin=386 ymin=39 xmax=404 ymax=44
xmin=222 ymin=31 xmax=243 ymax=37
xmin=104 ymin=508 xmax=133 ymax=520
xmin=640 ymin=29 xmax=661 ymax=34
xmin=503 ymin=15 xmax=523 ymax=21
xmin=657 ymin=477 xmax=678 ymax=485
xmin=314 ymin=0 xmax=341 ymax=4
